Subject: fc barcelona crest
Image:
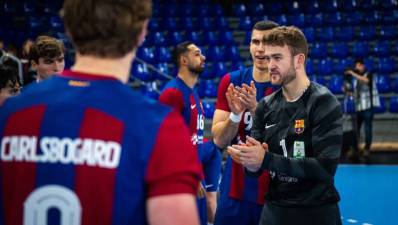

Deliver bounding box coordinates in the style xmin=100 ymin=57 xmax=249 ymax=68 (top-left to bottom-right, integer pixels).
xmin=294 ymin=119 xmax=305 ymax=134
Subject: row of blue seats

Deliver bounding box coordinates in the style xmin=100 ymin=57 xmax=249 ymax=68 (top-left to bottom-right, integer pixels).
xmin=152 ymin=3 xmax=224 ymax=18
xmin=343 ymin=95 xmax=398 ymax=114
xmin=231 ymin=0 xmax=397 ymax=16
xmin=137 ymin=46 xmax=241 ymax=64
xmin=148 ymin=17 xmax=230 ymax=32
xmin=143 ymin=31 xmax=235 ymax=47
xmin=306 ymin=57 xmax=397 ymax=75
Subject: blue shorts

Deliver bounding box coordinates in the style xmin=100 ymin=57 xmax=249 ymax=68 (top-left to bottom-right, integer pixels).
xmin=200 ymin=141 xmax=222 ymax=192
xmin=214 ymin=194 xmax=263 ymax=225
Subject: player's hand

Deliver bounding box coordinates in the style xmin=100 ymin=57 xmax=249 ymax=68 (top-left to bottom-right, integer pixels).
xmin=238 ymin=81 xmax=257 ymax=114
xmin=228 ymin=136 xmax=268 ymax=172
xmin=197 ymin=182 xmax=206 ymax=199
xmin=226 ymin=83 xmax=245 ymax=115
xmin=344 ymin=70 xmax=354 ymax=76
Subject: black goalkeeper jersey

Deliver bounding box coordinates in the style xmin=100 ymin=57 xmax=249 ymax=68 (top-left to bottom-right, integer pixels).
xmin=250 ymin=82 xmax=343 ymax=207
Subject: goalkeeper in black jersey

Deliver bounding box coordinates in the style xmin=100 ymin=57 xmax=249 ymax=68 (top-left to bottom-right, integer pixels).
xmin=228 ymin=26 xmax=343 ymax=225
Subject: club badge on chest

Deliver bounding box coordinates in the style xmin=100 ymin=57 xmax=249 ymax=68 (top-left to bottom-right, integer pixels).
xmin=294 ymin=119 xmax=305 ymax=134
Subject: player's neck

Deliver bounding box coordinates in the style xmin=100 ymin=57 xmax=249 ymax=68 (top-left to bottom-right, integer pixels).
xmin=282 ymin=72 xmax=310 ymax=102
xmin=71 ymin=52 xmax=135 ymax=83
xmin=252 ymin=67 xmax=270 ymax=83
xmin=177 ymin=68 xmax=198 ymax=89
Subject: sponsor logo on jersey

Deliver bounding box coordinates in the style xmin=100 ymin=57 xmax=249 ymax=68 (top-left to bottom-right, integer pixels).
xmin=68 ymin=80 xmax=90 ymax=87
xmin=293 ymin=141 xmax=305 ymax=158
xmin=1 ymin=136 xmax=121 ymax=169
xmin=294 ymin=119 xmax=305 ymax=134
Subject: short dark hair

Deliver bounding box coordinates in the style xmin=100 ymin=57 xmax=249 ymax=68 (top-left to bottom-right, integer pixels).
xmin=61 ymin=0 xmax=152 ymax=58
xmin=354 ymin=58 xmax=364 ymax=65
xmin=252 ymin=20 xmax=279 ymax=31
xmin=173 ymin=41 xmax=194 ymax=67
xmin=263 ymin=26 xmax=308 ymax=60
xmin=29 ymin=36 xmax=65 ymax=63
xmin=0 ymin=64 xmax=20 ymax=90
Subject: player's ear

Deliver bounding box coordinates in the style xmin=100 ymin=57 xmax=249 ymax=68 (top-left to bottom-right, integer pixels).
xmin=31 ymin=60 xmax=38 ymax=71
xmin=295 ymin=53 xmax=305 ymax=69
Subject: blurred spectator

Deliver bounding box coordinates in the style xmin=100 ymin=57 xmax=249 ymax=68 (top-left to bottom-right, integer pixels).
xmin=20 ymin=39 xmax=36 ymax=85
xmin=0 ymin=64 xmax=21 ymax=99
xmin=29 ymin=35 xmax=65 ymax=82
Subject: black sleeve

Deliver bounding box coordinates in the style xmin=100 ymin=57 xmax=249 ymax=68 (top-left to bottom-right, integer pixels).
xmin=259 ymin=93 xmax=343 ymax=181
xmin=251 ymin=98 xmax=266 ymax=143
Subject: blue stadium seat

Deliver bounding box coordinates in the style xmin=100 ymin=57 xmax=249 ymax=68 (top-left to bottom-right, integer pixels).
xmin=199 ymin=80 xmax=217 ymax=98
xmin=330 ymin=42 xmax=349 ymax=58
xmin=379 ymin=26 xmax=397 ymax=40
xmin=276 ymin=14 xmax=288 ymax=25
xmin=215 ymin=17 xmax=229 ymax=31
xmin=364 ymin=58 xmax=376 ymax=72
xmin=342 ymin=0 xmax=360 ymax=12
xmin=372 ymin=41 xmax=390 ymax=57
xmin=148 ymin=19 xmax=160 ymax=31
xmin=285 ymin=1 xmax=302 ymax=14
xmin=207 ymin=46 xmax=223 ymax=61
xmin=303 ymin=27 xmax=315 ymax=42
xmin=203 ymin=31 xmax=219 ymax=46
xmin=155 ymin=47 xmax=171 ymax=63
xmin=23 ymin=2 xmax=36 ymax=15
xmin=153 ymin=32 xmax=168 ymax=46
xmin=203 ymin=101 xmax=216 ymax=119
xmin=335 ymin=27 xmax=354 ymax=41
xmin=289 ymin=13 xmax=305 ymax=28
xmin=303 ymin=0 xmax=320 ymax=14
xmin=27 ymin=16 xmax=46 ymax=34
xmin=318 ymin=27 xmax=334 ymax=42
xmin=202 ymin=17 xmax=215 ymax=31
xmin=362 ymin=0 xmax=381 ymax=12
xmin=239 ymin=17 xmax=252 ymax=31
xmin=182 ymin=18 xmax=197 ymax=31
xmin=318 ymin=58 xmax=334 ymax=76
xmin=155 ymin=63 xmax=171 ymax=81
xmin=137 ymin=47 xmax=155 ymax=63
xmin=393 ymin=76 xmax=398 ymax=93
xmin=345 ymin=11 xmax=363 ymax=25
xmin=213 ymin=4 xmax=225 ymax=17
xmin=212 ymin=62 xmax=227 ymax=78
xmin=221 ymin=31 xmax=235 ymax=46
xmin=364 ymin=11 xmax=383 ymax=24
xmin=306 ymin=59 xmax=315 ymax=75
xmin=230 ymin=61 xmax=245 ymax=72
xmin=140 ymin=83 xmax=160 ymax=100
xmin=390 ymin=96 xmax=398 ymax=113
xmin=374 ymin=97 xmax=386 ymax=114
xmin=320 ymin=0 xmax=341 ymax=12
xmin=163 ymin=4 xmax=178 ymax=18
xmin=161 ymin=18 xmax=180 ymax=31
xmin=226 ymin=45 xmax=242 ymax=63
xmin=131 ymin=63 xmax=153 ymax=82
xmin=247 ymin=3 xmax=264 ymax=16
xmin=310 ymin=42 xmax=328 ymax=59
xmin=310 ymin=75 xmax=327 ymax=86
xmin=378 ymin=58 xmax=396 ymax=74
xmin=49 ymin=16 xmax=64 ymax=31
xmin=308 ymin=13 xmax=323 ymax=27
xmin=185 ymin=31 xmax=203 ymax=46
xmin=169 ymin=31 xmax=183 ymax=46
xmin=177 ymin=4 xmax=194 ymax=17
xmin=264 ymin=2 xmax=282 ymax=15
xmin=351 ymin=42 xmax=370 ymax=58
xmin=356 ymin=26 xmax=376 ymax=41
xmin=375 ymin=75 xmax=391 ymax=94
xmin=328 ymin=75 xmax=344 ymax=94
xmin=232 ymin=3 xmax=246 ymax=17
xmin=198 ymin=4 xmax=211 ymax=17
xmin=325 ymin=12 xmax=343 ymax=26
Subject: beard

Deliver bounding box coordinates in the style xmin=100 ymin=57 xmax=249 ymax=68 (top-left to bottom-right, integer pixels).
xmin=188 ymin=64 xmax=205 ymax=75
xmin=280 ymin=64 xmax=296 ymax=86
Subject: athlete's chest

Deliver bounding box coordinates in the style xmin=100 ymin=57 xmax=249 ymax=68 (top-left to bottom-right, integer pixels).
xmin=263 ymin=103 xmax=312 ymax=158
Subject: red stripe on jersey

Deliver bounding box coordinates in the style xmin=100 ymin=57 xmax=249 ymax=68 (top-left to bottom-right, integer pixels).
xmin=257 ymin=171 xmax=270 ymax=205
xmin=229 ymin=161 xmax=245 ymax=200
xmin=215 ymin=74 xmax=231 ymax=111
xmin=159 ymin=88 xmax=185 ymax=113
xmin=75 ymin=108 xmax=124 ymax=225
xmin=1 ymin=105 xmax=46 ymax=225
xmin=146 ymin=111 xmax=202 ymax=197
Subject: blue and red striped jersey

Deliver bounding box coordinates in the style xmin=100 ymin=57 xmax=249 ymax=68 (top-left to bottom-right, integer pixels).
xmin=216 ymin=67 xmax=276 ymax=205
xmin=159 ymin=77 xmax=205 ymax=150
xmin=0 ymin=70 xmax=202 ymax=225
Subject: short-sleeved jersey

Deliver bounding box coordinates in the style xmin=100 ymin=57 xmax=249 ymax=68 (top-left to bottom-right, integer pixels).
xmin=0 ymin=70 xmax=202 ymax=225
xmin=159 ymin=77 xmax=204 ymax=148
xmin=216 ymin=67 xmax=276 ymax=205
xmin=252 ymin=82 xmax=342 ymax=207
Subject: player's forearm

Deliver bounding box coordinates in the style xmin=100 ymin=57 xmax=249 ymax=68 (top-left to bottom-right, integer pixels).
xmin=261 ymin=152 xmax=339 ymax=181
xmin=212 ymin=120 xmax=240 ymax=148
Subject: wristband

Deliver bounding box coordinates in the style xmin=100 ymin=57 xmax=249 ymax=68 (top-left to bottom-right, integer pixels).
xmin=229 ymin=112 xmax=243 ymax=123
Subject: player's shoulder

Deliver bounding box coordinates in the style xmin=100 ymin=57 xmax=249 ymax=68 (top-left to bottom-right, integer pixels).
xmin=228 ymin=67 xmax=253 ymax=85
xmin=306 ymin=82 xmax=339 ymax=105
xmin=263 ymin=88 xmax=282 ymax=105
